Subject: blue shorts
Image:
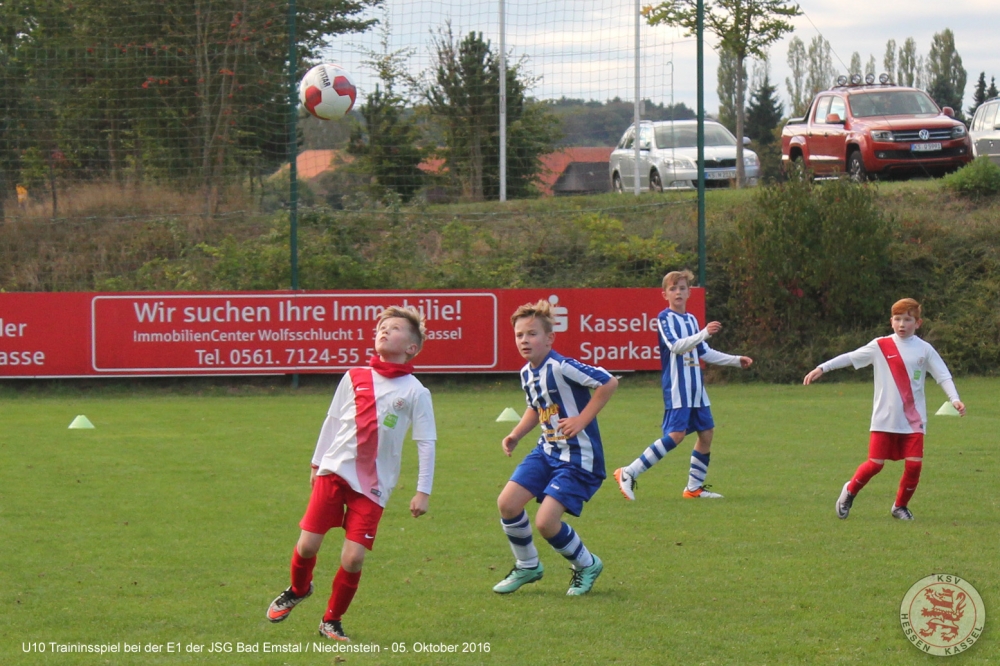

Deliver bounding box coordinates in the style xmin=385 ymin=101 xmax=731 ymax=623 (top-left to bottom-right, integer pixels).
xmin=662 ymin=406 xmax=715 ymax=438
xmin=509 ymin=448 xmax=604 ymax=517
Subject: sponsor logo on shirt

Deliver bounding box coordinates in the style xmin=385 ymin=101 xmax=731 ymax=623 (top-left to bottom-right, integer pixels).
xmin=370 ymin=488 xmax=382 ymax=497
xmin=537 ymin=405 xmax=559 ymax=423
xmin=383 ymin=413 xmax=398 ymax=428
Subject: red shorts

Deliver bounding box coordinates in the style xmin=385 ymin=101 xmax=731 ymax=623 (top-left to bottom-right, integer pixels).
xmin=299 ymin=473 xmax=384 ymax=550
xmin=868 ymin=431 xmax=924 ymax=461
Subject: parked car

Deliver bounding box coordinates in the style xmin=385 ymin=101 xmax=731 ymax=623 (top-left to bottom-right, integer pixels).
xmin=609 ymin=120 xmax=760 ymax=192
xmin=970 ymin=97 xmax=1000 ymax=166
xmin=781 ymin=75 xmax=972 ymax=180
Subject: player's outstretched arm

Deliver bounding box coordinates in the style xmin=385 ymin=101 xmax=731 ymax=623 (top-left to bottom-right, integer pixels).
xmin=803 ymin=367 xmax=824 ymax=385
xmin=739 ymin=356 xmax=753 ymax=369
xmin=503 ymin=409 xmax=540 ymax=456
xmin=410 ymin=491 xmax=429 ymax=517
xmin=558 ymin=376 xmax=619 ymax=438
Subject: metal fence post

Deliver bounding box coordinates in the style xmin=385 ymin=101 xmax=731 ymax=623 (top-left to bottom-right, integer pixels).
xmin=499 ymin=0 xmax=507 ymax=202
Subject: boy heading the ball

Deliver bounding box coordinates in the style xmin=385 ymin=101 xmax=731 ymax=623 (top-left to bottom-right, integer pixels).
xmin=614 ymin=270 xmax=752 ymax=501
xmin=494 ymin=300 xmax=618 ymax=596
xmin=803 ymin=298 xmax=965 ymax=521
xmin=266 ymin=306 xmax=436 ymax=641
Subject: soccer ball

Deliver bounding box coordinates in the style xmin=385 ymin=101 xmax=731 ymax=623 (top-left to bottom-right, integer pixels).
xmin=299 ymin=63 xmax=357 ymax=120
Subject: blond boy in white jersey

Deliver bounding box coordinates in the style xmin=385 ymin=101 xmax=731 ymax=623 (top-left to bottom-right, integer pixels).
xmin=804 ymin=298 xmax=965 ymax=521
xmin=266 ymin=306 xmax=436 ymax=641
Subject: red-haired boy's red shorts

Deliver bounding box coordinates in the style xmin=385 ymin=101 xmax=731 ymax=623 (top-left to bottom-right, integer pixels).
xmin=868 ymin=431 xmax=924 ymax=461
xmin=300 ymin=473 xmax=384 ymax=550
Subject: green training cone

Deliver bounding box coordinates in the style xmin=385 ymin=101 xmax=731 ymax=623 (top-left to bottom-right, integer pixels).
xmin=496 ymin=407 xmax=521 ymax=422
xmin=68 ymin=415 xmax=95 ymax=429
xmin=935 ymin=401 xmax=960 ymax=416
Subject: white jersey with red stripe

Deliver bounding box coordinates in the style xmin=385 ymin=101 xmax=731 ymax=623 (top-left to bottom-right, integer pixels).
xmin=312 ymin=367 xmax=436 ymax=507
xmin=818 ymin=334 xmax=956 ymax=434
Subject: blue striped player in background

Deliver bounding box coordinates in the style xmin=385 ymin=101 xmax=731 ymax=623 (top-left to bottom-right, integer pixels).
xmin=614 ymin=270 xmax=752 ymax=501
xmin=494 ymin=300 xmax=618 ymax=596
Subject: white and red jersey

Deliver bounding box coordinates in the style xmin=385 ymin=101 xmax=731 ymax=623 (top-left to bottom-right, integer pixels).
xmin=312 ymin=367 xmax=436 ymax=508
xmin=819 ymin=334 xmax=959 ymax=434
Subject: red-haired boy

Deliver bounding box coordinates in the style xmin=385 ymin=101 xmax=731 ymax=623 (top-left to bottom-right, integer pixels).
xmin=804 ymin=298 xmax=965 ymax=520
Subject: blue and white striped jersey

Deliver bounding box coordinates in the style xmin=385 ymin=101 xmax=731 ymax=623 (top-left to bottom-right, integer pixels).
xmin=657 ymin=308 xmax=741 ymax=409
xmin=520 ymin=350 xmax=613 ymax=477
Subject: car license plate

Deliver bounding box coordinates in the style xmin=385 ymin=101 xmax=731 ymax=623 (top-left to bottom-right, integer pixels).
xmin=911 ymin=143 xmax=942 ymax=152
xmin=706 ymin=170 xmax=737 ymax=179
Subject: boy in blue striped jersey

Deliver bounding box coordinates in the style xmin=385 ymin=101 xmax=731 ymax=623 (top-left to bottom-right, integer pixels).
xmin=494 ymin=300 xmax=618 ymax=596
xmin=614 ymin=270 xmax=752 ymax=501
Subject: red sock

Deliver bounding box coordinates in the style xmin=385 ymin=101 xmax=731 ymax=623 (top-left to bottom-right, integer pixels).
xmin=895 ymin=460 xmax=922 ymax=508
xmin=324 ymin=567 xmax=362 ymax=622
xmin=847 ymin=459 xmax=884 ymax=495
xmin=290 ymin=548 xmax=316 ymax=597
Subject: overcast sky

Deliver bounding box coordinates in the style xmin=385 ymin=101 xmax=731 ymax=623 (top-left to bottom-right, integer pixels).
xmin=321 ymin=0 xmax=1000 ymax=118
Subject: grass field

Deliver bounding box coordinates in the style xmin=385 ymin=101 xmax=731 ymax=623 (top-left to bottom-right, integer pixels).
xmin=1 ymin=376 xmax=997 ymax=665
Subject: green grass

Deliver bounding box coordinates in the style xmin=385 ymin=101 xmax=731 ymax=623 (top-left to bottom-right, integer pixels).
xmin=2 ymin=377 xmax=998 ymax=665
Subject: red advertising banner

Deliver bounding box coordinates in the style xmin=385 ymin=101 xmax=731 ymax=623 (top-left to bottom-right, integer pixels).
xmin=0 ymin=289 xmax=704 ymax=377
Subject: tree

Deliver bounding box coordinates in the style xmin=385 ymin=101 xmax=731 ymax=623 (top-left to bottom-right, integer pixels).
xmin=866 ymin=55 xmax=876 ymax=78
xmin=348 ymin=17 xmax=425 ymax=202
xmin=969 ymin=72 xmax=988 ymax=118
xmin=643 ymin=0 xmax=800 ymax=187
xmin=849 ymin=52 xmax=861 ymax=78
xmin=1 ymin=0 xmax=382 ymax=216
xmin=785 ymin=36 xmax=808 ymax=117
xmin=746 ymin=68 xmax=782 ymax=143
xmin=745 ymin=65 xmax=783 ymax=182
xmin=546 ymin=98 xmax=695 ymax=146
xmin=716 ymin=45 xmax=743 ymax=133
xmin=897 ymin=38 xmax=919 ymax=87
xmin=0 ymin=0 xmax=36 ymax=219
xmin=883 ymin=39 xmax=897 ymax=82
xmin=806 ymin=36 xmax=836 ymax=97
xmin=989 ymin=77 xmax=999 ymax=100
xmin=349 ymin=85 xmax=425 ymax=203
xmin=424 ymin=25 xmax=558 ymax=200
xmin=926 ymin=28 xmax=967 ymax=119
xmin=915 ymin=55 xmax=929 ymax=90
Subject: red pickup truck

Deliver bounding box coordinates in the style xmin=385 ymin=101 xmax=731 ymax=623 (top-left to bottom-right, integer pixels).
xmin=782 ymin=78 xmax=972 ymax=180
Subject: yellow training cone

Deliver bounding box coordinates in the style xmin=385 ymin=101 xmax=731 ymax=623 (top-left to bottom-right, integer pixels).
xmin=935 ymin=401 xmax=960 ymax=416
xmin=496 ymin=407 xmax=521 ymax=422
xmin=68 ymin=415 xmax=95 ymax=429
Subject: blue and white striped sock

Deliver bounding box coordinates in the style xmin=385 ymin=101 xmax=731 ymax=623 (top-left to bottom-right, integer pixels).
xmin=546 ymin=522 xmax=594 ymax=569
xmin=501 ymin=510 xmax=539 ymax=569
xmin=687 ymin=450 xmax=711 ymax=491
xmin=627 ymin=438 xmax=677 ymax=477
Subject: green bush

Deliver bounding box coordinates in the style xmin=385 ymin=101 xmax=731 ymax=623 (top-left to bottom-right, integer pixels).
xmin=942 ymin=156 xmax=1000 ymax=198
xmin=724 ymin=177 xmax=894 ymax=344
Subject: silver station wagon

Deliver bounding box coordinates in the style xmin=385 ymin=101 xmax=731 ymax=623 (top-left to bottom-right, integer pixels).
xmin=970 ymin=97 xmax=1000 ymax=166
xmin=609 ymin=119 xmax=760 ymax=192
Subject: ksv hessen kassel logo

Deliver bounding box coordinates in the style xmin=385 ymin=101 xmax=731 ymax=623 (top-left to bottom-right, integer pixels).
xmin=900 ymin=574 xmax=985 ymax=656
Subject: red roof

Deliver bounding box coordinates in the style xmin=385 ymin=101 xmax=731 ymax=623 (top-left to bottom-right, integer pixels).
xmin=537 ymin=147 xmax=614 ymax=196
xmin=283 ymin=147 xmax=614 ymax=196
xmin=295 ymin=150 xmax=352 ymax=179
